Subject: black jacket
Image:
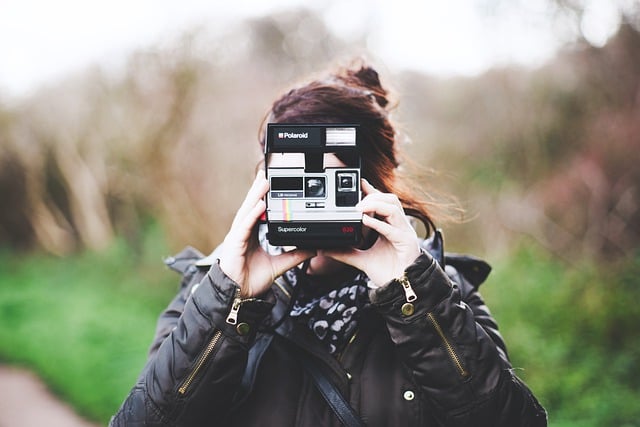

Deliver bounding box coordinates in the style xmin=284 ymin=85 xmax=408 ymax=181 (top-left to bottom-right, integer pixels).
xmin=111 ymin=238 xmax=547 ymax=426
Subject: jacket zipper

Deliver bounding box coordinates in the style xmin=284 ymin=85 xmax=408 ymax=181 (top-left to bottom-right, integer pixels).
xmin=178 ymin=329 xmax=223 ymax=395
xmin=226 ymin=291 xmax=242 ymax=325
xmin=426 ymin=312 xmax=469 ymax=378
xmin=398 ymin=274 xmax=417 ymax=302
xmin=178 ymin=289 xmax=256 ymax=395
xmin=400 ymin=274 xmax=466 ymax=377
xmin=274 ymin=277 xmax=292 ymax=300
xmin=226 ymin=289 xmax=257 ymax=325
xmin=338 ymin=329 xmax=359 ymax=364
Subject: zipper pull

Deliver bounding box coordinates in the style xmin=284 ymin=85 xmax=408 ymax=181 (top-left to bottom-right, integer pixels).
xmin=226 ymin=291 xmax=242 ymax=325
xmin=398 ymin=275 xmax=417 ymax=302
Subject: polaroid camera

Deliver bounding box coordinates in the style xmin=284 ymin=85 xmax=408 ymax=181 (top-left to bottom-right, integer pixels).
xmin=264 ymin=123 xmax=363 ymax=248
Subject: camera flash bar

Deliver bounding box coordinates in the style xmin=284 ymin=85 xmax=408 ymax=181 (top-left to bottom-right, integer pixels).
xmin=326 ymin=127 xmax=356 ymax=146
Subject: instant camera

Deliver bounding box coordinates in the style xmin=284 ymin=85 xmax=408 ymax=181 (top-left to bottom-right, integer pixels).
xmin=264 ymin=123 xmax=362 ymax=248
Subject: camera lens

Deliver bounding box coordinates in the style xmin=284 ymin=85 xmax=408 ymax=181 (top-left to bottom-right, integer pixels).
xmin=305 ymin=177 xmax=326 ymax=198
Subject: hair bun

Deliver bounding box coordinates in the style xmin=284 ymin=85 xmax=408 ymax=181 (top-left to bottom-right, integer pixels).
xmin=344 ymin=65 xmax=389 ymax=108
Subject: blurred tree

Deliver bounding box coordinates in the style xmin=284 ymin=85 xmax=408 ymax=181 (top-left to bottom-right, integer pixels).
xmin=397 ymin=23 xmax=640 ymax=262
xmin=480 ymin=0 xmax=640 ymax=46
xmin=0 ymin=8 xmax=354 ymax=254
xmin=1 ymin=5 xmax=638 ymax=262
xmin=553 ymin=0 xmax=640 ymax=41
xmin=539 ymin=23 xmax=640 ymax=260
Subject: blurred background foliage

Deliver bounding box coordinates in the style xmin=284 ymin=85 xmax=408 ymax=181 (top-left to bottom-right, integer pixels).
xmin=1 ymin=2 xmax=639 ymax=426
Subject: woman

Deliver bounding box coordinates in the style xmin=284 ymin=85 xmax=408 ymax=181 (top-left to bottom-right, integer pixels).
xmin=111 ymin=62 xmax=547 ymax=426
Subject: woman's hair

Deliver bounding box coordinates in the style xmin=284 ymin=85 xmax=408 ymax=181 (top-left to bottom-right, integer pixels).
xmin=259 ymin=60 xmax=438 ymax=235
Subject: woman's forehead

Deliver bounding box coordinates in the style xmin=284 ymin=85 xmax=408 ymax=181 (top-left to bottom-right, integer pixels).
xmin=266 ymin=152 xmax=346 ymax=168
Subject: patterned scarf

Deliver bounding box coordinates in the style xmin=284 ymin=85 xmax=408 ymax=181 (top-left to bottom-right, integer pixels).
xmin=289 ymin=272 xmax=370 ymax=355
xmin=258 ymin=223 xmax=444 ymax=355
xmin=259 ymin=225 xmax=370 ymax=355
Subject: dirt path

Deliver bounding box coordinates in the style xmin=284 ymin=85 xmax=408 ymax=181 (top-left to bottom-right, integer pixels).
xmin=0 ymin=365 xmax=100 ymax=427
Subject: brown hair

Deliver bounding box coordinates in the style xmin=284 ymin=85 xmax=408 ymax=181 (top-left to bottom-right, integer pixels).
xmin=260 ymin=61 xmax=437 ymax=235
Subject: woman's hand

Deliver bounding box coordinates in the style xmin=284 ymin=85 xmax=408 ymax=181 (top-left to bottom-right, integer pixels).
xmin=321 ymin=179 xmax=421 ymax=288
xmin=218 ymin=172 xmax=316 ymax=298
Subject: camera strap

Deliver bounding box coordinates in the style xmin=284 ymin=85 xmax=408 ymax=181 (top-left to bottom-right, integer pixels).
xmin=298 ymin=349 xmax=366 ymax=427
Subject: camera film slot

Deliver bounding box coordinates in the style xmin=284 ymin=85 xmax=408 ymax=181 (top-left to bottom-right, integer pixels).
xmin=326 ymin=127 xmax=356 ymax=146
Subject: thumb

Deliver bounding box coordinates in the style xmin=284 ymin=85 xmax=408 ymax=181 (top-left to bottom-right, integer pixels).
xmin=319 ymin=248 xmax=365 ymax=272
xmin=271 ymin=249 xmax=317 ymax=278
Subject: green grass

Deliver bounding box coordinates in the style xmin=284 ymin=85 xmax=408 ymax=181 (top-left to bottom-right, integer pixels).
xmin=1 ymin=231 xmax=639 ymax=426
xmin=0 ymin=228 xmax=178 ymax=424
xmin=481 ymin=245 xmax=640 ymax=427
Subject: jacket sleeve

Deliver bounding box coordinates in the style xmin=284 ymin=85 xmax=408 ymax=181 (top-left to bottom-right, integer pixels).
xmin=147 ymin=247 xmax=206 ymax=358
xmin=110 ymin=261 xmax=274 ymax=426
xmin=369 ymin=253 xmax=547 ymax=427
